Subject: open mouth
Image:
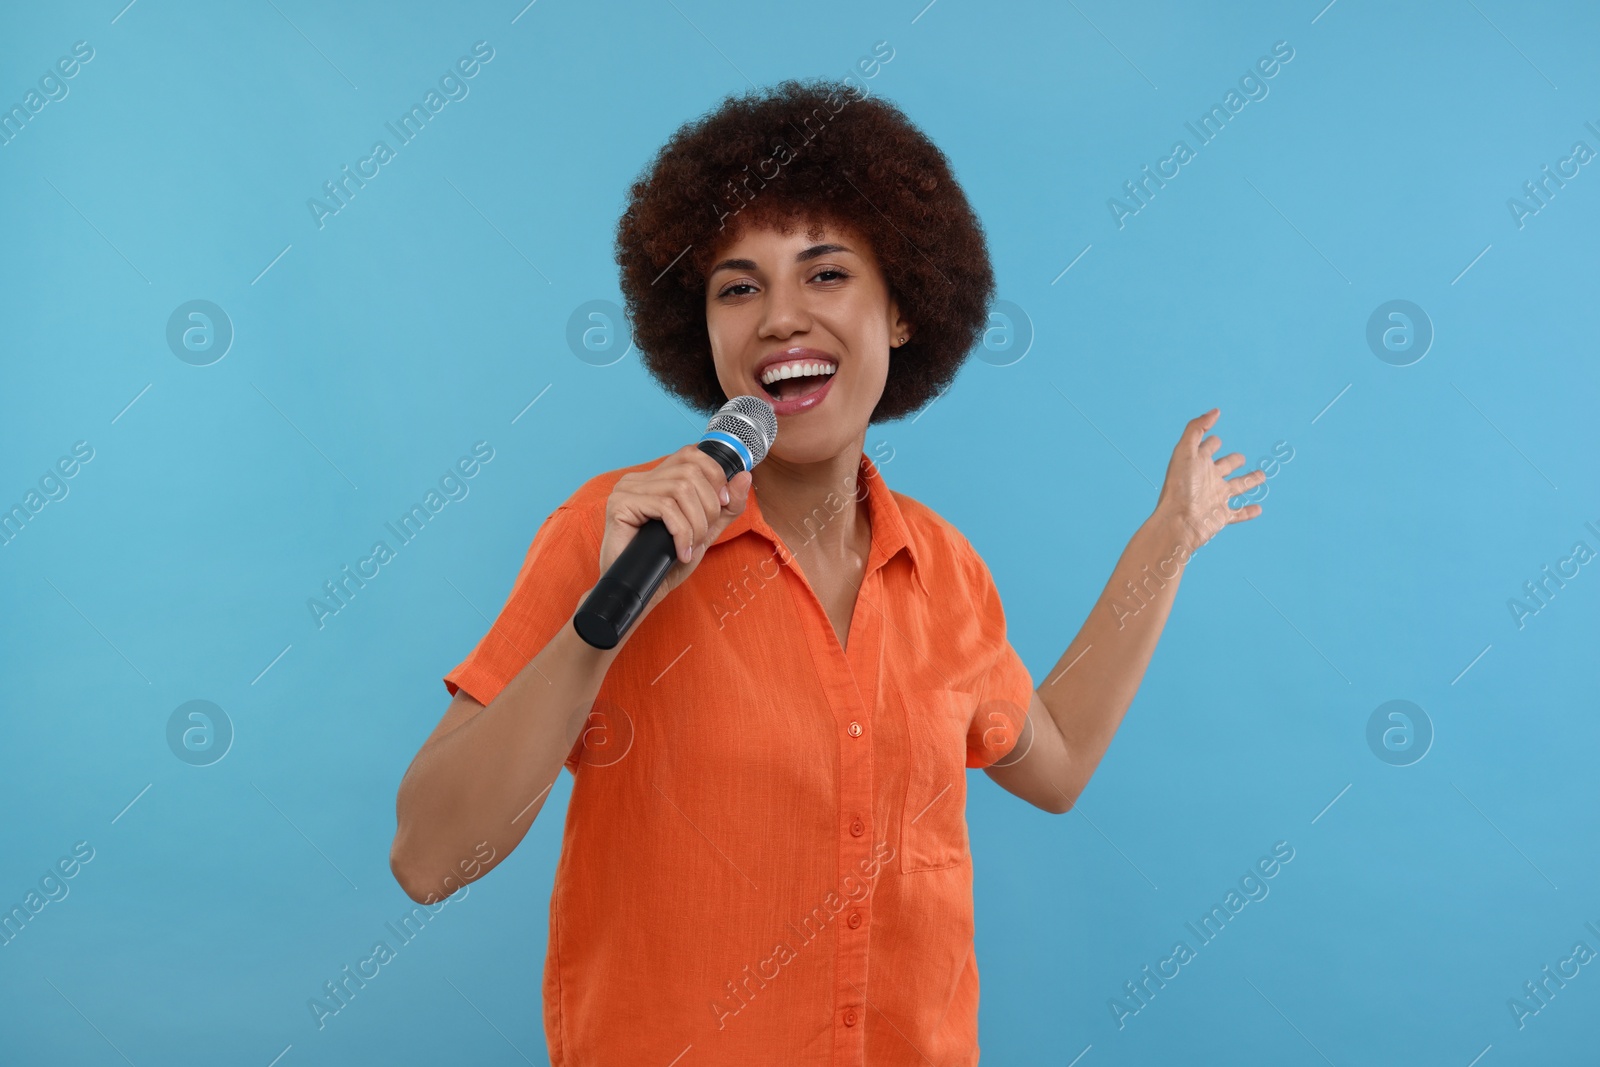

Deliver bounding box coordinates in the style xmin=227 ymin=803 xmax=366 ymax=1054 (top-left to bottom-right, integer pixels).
xmin=758 ymin=359 xmax=837 ymax=402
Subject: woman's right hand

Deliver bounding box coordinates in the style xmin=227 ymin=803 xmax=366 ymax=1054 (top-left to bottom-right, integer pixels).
xmin=597 ymin=445 xmax=754 ymax=620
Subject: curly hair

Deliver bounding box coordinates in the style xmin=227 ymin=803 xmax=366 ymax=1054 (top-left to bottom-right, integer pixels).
xmin=614 ymin=77 xmax=996 ymax=424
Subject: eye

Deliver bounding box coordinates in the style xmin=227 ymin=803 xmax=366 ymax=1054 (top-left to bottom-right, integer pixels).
xmin=715 ymin=267 xmax=850 ymax=299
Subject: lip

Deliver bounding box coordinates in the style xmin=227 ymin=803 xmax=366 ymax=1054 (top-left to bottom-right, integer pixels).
xmin=753 ymin=346 xmax=839 ymax=378
xmin=753 ymin=346 xmax=840 ymax=418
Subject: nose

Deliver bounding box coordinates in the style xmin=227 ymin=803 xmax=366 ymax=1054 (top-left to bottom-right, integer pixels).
xmin=758 ymin=277 xmax=812 ymax=340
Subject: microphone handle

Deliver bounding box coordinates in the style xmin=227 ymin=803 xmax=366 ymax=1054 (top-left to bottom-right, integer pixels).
xmin=572 ymin=439 xmax=746 ymax=650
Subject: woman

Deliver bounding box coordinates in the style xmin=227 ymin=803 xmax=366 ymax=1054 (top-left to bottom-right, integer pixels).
xmin=390 ymin=78 xmax=1263 ymax=1064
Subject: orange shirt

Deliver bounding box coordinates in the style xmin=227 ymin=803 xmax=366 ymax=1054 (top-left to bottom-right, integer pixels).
xmin=444 ymin=449 xmax=1033 ymax=1066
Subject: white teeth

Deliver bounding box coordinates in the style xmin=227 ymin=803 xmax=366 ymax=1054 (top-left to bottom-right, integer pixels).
xmin=759 ymin=361 xmax=837 ymax=386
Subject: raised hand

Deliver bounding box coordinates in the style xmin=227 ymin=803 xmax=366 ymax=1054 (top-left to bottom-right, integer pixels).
xmin=1153 ymin=408 xmax=1265 ymax=550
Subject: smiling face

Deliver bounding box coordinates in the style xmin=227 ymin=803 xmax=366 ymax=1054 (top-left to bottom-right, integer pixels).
xmin=705 ymin=217 xmax=912 ymax=465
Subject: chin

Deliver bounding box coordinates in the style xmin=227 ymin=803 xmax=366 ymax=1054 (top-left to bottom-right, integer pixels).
xmin=766 ymin=419 xmax=864 ymax=465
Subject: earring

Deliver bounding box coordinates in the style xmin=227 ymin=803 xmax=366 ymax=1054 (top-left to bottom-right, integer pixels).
xmin=898 ymin=336 xmax=906 ymax=345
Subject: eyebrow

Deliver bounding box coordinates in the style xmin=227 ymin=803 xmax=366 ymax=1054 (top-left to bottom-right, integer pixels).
xmin=708 ymin=243 xmax=854 ymax=278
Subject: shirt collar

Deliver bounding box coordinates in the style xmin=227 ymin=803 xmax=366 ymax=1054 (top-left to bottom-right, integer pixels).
xmin=711 ymin=450 xmax=927 ymax=597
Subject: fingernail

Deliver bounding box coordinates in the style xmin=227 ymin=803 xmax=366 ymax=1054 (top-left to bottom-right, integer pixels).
xmin=719 ymin=486 xmax=730 ymax=506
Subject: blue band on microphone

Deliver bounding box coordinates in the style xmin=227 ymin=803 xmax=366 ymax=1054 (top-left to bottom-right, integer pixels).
xmin=700 ymin=429 xmax=753 ymax=472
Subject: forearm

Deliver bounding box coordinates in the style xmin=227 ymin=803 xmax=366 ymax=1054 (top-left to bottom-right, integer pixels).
xmin=391 ymin=607 xmax=619 ymax=901
xmin=1034 ymin=506 xmax=1198 ymax=803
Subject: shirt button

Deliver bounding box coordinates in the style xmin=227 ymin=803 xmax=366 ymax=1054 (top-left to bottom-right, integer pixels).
xmin=850 ymin=817 xmax=865 ymax=837
xmin=847 ymin=910 xmax=862 ymax=929
xmin=847 ymin=721 xmax=863 ymax=737
xmin=843 ymin=1008 xmax=858 ymax=1027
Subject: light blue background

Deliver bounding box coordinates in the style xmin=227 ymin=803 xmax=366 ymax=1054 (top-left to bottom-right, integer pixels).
xmin=3 ymin=0 xmax=1597 ymax=1063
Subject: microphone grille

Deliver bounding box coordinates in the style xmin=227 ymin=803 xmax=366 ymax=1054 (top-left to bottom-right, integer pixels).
xmin=707 ymin=394 xmax=778 ymax=468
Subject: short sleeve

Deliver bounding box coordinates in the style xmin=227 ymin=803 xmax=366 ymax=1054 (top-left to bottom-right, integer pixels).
xmin=443 ymin=504 xmax=602 ymax=771
xmin=960 ymin=543 xmax=1035 ymax=769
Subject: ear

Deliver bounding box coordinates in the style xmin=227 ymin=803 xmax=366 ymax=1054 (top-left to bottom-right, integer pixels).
xmin=888 ymin=296 xmax=914 ymax=347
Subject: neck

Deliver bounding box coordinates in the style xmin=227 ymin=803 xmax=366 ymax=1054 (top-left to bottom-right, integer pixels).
xmin=752 ymin=437 xmax=870 ymax=560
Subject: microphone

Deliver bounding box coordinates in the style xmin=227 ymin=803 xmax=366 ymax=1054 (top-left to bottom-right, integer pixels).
xmin=572 ymin=394 xmax=778 ymax=650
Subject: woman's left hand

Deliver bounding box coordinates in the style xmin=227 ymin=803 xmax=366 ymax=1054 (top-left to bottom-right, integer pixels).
xmin=1153 ymin=408 xmax=1266 ymax=549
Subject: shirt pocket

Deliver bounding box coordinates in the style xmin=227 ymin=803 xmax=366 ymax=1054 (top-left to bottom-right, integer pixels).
xmin=897 ymin=686 xmax=975 ymax=873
